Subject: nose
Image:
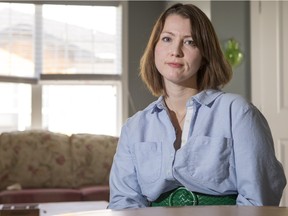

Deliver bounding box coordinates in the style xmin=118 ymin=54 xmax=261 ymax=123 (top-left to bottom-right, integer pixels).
xmin=170 ymin=42 xmax=183 ymax=57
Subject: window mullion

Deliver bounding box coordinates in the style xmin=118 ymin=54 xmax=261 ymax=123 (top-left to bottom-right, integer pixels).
xmin=31 ymin=4 xmax=43 ymax=129
xmin=34 ymin=4 xmax=42 ymax=79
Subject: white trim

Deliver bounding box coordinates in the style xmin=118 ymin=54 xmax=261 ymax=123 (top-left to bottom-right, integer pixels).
xmin=250 ymin=0 xmax=262 ymax=110
xmin=121 ymin=1 xmax=129 ymax=127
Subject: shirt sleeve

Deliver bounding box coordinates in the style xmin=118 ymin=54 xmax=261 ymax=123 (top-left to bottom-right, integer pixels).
xmin=108 ymin=124 xmax=149 ymax=209
xmin=232 ymin=100 xmax=286 ymax=206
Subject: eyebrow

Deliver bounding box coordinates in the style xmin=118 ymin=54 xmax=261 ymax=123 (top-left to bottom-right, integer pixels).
xmin=161 ymin=31 xmax=192 ymax=38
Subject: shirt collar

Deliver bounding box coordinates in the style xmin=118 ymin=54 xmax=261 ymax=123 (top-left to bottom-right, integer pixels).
xmin=151 ymin=89 xmax=224 ymax=113
xmin=151 ymin=96 xmax=166 ymax=114
xmin=192 ymin=89 xmax=224 ymax=106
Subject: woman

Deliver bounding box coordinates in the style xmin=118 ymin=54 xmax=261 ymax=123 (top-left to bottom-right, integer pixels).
xmin=108 ymin=3 xmax=286 ymax=209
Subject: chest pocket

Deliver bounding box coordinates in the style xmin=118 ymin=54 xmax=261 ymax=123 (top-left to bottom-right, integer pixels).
xmin=188 ymin=135 xmax=233 ymax=184
xmin=133 ymin=142 xmax=162 ymax=183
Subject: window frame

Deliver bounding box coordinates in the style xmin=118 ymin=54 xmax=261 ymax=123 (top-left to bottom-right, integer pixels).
xmin=0 ymin=1 xmax=128 ymax=135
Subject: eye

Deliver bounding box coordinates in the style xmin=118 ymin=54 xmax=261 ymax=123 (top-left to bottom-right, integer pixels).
xmin=184 ymin=39 xmax=196 ymax=47
xmin=161 ymin=36 xmax=171 ymax=42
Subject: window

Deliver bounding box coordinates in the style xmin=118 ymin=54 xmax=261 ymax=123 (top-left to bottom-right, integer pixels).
xmin=0 ymin=2 xmax=125 ymax=136
xmin=42 ymin=85 xmax=118 ymax=135
xmin=0 ymin=83 xmax=31 ymax=131
xmin=0 ymin=3 xmax=34 ymax=77
xmin=41 ymin=4 xmax=119 ymax=75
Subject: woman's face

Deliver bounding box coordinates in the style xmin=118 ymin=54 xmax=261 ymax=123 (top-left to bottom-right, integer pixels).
xmin=154 ymin=14 xmax=202 ymax=88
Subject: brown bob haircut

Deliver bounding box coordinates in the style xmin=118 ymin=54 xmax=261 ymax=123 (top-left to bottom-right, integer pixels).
xmin=140 ymin=3 xmax=232 ymax=97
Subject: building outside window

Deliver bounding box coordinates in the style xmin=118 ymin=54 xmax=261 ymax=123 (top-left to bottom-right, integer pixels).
xmin=0 ymin=1 xmax=125 ymax=136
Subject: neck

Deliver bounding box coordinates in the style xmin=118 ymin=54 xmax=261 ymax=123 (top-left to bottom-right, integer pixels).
xmin=165 ymin=96 xmax=187 ymax=131
xmin=165 ymin=88 xmax=198 ymax=111
xmin=165 ymin=97 xmax=186 ymax=117
xmin=164 ymin=88 xmax=198 ymax=132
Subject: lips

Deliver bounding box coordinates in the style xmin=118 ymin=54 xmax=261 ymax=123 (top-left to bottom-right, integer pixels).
xmin=167 ymin=62 xmax=183 ymax=68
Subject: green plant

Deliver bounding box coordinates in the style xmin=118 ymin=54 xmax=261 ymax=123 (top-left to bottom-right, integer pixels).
xmin=224 ymin=38 xmax=243 ymax=68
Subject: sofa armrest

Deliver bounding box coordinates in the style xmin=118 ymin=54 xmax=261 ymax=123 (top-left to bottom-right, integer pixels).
xmin=80 ymin=185 xmax=110 ymax=202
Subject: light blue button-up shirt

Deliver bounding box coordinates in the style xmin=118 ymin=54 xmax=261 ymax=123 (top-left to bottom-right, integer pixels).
xmin=108 ymin=89 xmax=286 ymax=209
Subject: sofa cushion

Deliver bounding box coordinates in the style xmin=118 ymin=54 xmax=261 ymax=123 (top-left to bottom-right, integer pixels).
xmin=0 ymin=130 xmax=73 ymax=190
xmin=70 ymin=134 xmax=118 ymax=187
xmin=0 ymin=132 xmax=14 ymax=190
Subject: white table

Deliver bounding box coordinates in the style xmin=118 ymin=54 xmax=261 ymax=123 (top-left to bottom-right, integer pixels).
xmin=42 ymin=206 xmax=288 ymax=216
xmin=0 ymin=201 xmax=108 ymax=216
xmin=39 ymin=201 xmax=108 ymax=216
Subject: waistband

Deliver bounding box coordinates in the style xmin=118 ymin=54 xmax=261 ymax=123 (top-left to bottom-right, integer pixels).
xmin=150 ymin=187 xmax=237 ymax=207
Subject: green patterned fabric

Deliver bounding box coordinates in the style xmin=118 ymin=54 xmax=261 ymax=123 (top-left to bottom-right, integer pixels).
xmin=151 ymin=187 xmax=237 ymax=207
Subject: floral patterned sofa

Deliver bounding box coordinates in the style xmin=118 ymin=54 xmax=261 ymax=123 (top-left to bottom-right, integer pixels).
xmin=0 ymin=130 xmax=118 ymax=204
